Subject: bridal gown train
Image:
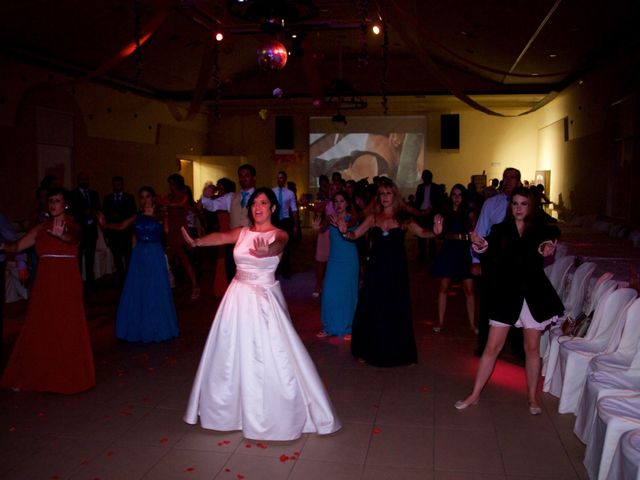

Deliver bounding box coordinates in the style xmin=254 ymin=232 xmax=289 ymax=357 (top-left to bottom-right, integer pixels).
xmin=184 ymin=227 xmax=341 ymax=441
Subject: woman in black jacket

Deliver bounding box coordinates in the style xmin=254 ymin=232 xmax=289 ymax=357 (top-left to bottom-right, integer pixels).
xmin=454 ymin=187 xmax=564 ymax=414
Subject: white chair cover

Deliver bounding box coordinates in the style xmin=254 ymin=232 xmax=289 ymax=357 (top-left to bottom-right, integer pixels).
xmin=564 ymin=262 xmax=598 ymax=319
xmin=546 ymin=254 xmax=576 ymax=298
xmin=574 ymin=370 xmax=640 ymax=444
xmin=589 ymin=298 xmax=640 ymax=376
xmin=574 ymin=312 xmax=640 ymax=444
xmin=585 ymin=273 xmax=616 ymax=316
xmin=554 ymin=288 xmax=637 ymax=413
xmin=540 ymin=262 xmax=597 ymax=358
xmin=584 ymin=395 xmax=640 ymax=480
xmin=4 ymin=260 xmax=28 ymax=303
xmin=543 ymin=281 xmax=620 ymax=394
xmin=607 ymin=428 xmax=640 ymax=480
xmin=543 ymin=276 xmax=616 ymax=380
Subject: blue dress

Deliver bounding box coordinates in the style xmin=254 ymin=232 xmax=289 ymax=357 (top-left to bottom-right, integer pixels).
xmin=115 ymin=213 xmax=179 ymax=342
xmin=320 ymin=222 xmax=359 ymax=336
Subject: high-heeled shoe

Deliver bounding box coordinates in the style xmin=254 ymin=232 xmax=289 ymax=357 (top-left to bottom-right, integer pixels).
xmin=454 ymin=399 xmax=479 ymax=410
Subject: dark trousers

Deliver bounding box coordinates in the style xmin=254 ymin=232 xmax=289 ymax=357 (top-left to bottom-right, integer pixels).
xmin=79 ymin=224 xmax=98 ymax=286
xmin=107 ymin=230 xmax=133 ymax=284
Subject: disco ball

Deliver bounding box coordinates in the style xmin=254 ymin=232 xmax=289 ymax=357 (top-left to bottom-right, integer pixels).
xmin=257 ymin=40 xmax=288 ymax=70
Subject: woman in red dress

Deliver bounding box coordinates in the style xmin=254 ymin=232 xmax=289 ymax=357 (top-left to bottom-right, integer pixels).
xmin=2 ymin=188 xmax=95 ymax=394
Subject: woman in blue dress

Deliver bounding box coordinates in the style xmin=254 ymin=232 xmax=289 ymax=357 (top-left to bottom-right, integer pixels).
xmin=100 ymin=186 xmax=179 ymax=342
xmin=317 ymin=191 xmax=359 ymax=340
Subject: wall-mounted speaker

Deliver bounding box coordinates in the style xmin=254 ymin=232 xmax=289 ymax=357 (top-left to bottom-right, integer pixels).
xmin=275 ymin=115 xmax=294 ymax=151
xmin=440 ymin=114 xmax=460 ymax=150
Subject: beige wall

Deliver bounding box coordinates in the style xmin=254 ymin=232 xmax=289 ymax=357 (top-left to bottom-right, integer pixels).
xmin=0 ymin=56 xmax=208 ymax=223
xmin=2 ymin=51 xmax=637 ymax=225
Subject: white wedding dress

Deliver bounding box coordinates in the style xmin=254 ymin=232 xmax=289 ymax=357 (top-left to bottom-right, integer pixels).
xmin=184 ymin=227 xmax=341 ymax=440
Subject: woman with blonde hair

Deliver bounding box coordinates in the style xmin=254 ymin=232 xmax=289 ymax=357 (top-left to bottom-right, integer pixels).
xmin=337 ymin=178 xmax=442 ymax=366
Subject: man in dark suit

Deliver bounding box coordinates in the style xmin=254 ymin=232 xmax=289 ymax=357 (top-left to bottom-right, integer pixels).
xmin=103 ymin=176 xmax=137 ymax=284
xmin=413 ymin=169 xmax=445 ymax=261
xmin=69 ymin=172 xmax=101 ymax=289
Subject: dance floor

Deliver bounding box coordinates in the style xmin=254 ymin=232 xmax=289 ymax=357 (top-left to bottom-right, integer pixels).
xmin=3 ymin=223 xmax=634 ymax=479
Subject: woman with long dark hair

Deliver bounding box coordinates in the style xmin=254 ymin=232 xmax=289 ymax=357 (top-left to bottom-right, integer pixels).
xmin=455 ymin=187 xmax=564 ymax=414
xmin=430 ymin=183 xmax=477 ymax=333
xmin=181 ymin=187 xmax=341 ymax=441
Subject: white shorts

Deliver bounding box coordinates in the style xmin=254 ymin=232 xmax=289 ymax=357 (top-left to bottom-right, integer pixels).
xmin=489 ymin=299 xmax=558 ymax=331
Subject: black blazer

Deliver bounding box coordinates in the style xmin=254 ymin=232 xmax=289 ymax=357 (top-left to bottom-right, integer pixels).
xmin=481 ymin=218 xmax=564 ymax=325
xmin=103 ymin=192 xmax=137 ymax=224
xmin=413 ymin=182 xmax=445 ymax=212
xmin=69 ymin=188 xmax=101 ymax=227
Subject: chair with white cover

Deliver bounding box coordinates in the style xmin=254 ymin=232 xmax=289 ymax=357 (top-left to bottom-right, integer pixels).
xmin=574 ymin=368 xmax=640 ymax=445
xmin=546 ymin=254 xmax=576 ymax=299
xmin=574 ymin=298 xmax=640 ymax=443
xmin=540 ymin=262 xmax=597 ymax=358
xmin=543 ymin=279 xmax=619 ymax=394
xmin=554 ymin=288 xmax=637 ymax=413
xmin=584 ymin=272 xmax=616 ymax=317
xmin=589 ymin=297 xmax=640 ymax=376
xmin=607 ymin=428 xmax=640 ymax=480
xmin=584 ymin=395 xmax=640 ymax=480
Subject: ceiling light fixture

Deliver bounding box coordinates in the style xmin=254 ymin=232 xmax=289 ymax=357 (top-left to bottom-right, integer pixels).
xmin=215 ymin=32 xmax=224 ymax=42
xmin=372 ymin=24 xmax=381 ymax=35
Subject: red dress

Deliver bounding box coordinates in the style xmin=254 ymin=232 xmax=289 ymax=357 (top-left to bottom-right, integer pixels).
xmin=2 ymin=226 xmax=95 ymax=394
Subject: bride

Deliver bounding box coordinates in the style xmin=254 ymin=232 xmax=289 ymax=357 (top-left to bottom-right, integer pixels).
xmin=181 ymin=187 xmax=341 ymax=441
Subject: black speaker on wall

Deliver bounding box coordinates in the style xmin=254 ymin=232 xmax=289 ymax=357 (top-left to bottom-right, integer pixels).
xmin=440 ymin=114 xmax=460 ymax=150
xmin=275 ymin=115 xmax=294 ymax=150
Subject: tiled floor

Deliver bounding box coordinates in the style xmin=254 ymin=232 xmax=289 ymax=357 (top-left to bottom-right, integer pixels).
xmin=3 ymin=224 xmax=632 ymax=480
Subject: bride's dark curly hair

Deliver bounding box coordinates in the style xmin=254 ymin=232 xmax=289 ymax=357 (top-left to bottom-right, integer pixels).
xmin=246 ymin=187 xmax=279 ymax=225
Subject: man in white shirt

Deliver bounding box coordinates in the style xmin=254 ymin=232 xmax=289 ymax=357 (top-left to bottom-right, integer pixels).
xmin=272 ymin=170 xmax=299 ymax=279
xmin=473 ymin=167 xmax=522 ymax=356
xmin=200 ymin=164 xmax=256 ymax=280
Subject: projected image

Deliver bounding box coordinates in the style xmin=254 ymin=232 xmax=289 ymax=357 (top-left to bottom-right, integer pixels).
xmin=309 ymin=132 xmax=424 ymax=188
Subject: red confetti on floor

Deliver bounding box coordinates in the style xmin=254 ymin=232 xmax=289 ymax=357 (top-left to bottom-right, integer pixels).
xmin=159 ymin=436 xmax=169 ymax=444
xmin=80 ymin=460 xmax=90 ymax=465
xmin=372 ymin=427 xmax=381 ymax=434
xmin=8 ymin=425 xmax=16 ymax=432
xmin=106 ymin=450 xmax=115 ymax=457
xmin=279 ymin=454 xmax=289 ymax=462
xmin=185 ymin=467 xmax=195 ymax=472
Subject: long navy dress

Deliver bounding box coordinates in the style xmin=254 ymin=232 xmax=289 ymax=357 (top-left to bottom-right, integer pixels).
xmin=351 ymin=226 xmax=417 ymax=367
xmin=116 ymin=213 xmax=179 ymax=342
xmin=320 ymin=221 xmax=359 ymax=336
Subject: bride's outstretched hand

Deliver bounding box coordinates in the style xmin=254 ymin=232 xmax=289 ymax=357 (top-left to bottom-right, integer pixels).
xmin=249 ymin=237 xmax=270 ymax=257
xmin=181 ymin=226 xmax=196 ymax=248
